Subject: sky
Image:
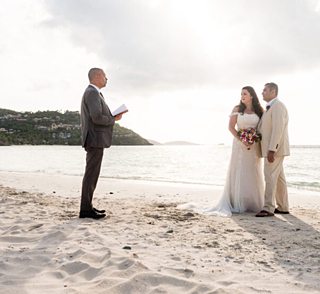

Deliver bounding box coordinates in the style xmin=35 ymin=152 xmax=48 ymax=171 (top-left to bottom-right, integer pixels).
xmin=0 ymin=0 xmax=320 ymax=145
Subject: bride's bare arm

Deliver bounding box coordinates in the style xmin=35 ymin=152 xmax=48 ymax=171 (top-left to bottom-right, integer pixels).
xmin=228 ymin=106 xmax=240 ymax=140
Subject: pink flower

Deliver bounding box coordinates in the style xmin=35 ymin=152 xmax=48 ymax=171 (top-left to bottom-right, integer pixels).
xmin=238 ymin=128 xmax=261 ymax=150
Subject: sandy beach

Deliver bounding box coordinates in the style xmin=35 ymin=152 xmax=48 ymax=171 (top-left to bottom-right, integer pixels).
xmin=0 ymin=171 xmax=319 ymax=293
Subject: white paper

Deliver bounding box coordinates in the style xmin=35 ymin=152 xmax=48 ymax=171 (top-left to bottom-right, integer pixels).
xmin=112 ymin=104 xmax=128 ymax=116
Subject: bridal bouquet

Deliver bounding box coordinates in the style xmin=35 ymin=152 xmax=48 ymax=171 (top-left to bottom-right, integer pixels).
xmin=238 ymin=128 xmax=261 ymax=150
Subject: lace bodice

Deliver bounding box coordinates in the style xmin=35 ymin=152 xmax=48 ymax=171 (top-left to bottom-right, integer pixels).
xmin=235 ymin=113 xmax=260 ymax=130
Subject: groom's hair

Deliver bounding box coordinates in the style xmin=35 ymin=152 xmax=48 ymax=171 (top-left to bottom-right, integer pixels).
xmin=265 ymin=82 xmax=278 ymax=96
xmin=88 ymin=68 xmax=103 ymax=82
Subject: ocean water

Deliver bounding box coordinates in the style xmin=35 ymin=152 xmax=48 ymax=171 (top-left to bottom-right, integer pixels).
xmin=0 ymin=145 xmax=319 ymax=193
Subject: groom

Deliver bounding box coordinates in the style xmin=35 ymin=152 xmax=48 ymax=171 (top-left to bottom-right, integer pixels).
xmin=256 ymin=83 xmax=290 ymax=217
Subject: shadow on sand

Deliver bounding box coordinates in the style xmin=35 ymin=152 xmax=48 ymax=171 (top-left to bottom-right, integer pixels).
xmin=232 ymin=209 xmax=320 ymax=291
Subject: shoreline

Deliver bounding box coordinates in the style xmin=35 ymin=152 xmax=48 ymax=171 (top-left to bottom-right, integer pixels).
xmin=1 ymin=169 xmax=319 ymax=192
xmin=0 ymin=171 xmax=319 ymax=207
xmin=0 ymin=171 xmax=320 ymax=293
xmin=1 ymin=144 xmax=319 ymax=195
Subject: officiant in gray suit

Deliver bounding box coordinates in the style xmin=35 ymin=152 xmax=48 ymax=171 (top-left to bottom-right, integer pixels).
xmin=79 ymin=68 xmax=123 ymax=219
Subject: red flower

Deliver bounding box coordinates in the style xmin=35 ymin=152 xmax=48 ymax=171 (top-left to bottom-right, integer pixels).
xmin=238 ymin=128 xmax=261 ymax=150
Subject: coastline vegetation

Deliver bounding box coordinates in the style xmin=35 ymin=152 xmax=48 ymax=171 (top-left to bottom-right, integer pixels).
xmin=0 ymin=108 xmax=151 ymax=146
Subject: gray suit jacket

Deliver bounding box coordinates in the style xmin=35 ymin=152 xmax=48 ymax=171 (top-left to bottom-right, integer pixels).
xmin=80 ymin=85 xmax=115 ymax=148
xmin=258 ymin=99 xmax=290 ymax=157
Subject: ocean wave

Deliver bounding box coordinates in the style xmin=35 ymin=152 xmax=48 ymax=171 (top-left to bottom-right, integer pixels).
xmin=1 ymin=145 xmax=319 ymax=193
xmin=99 ymin=175 xmax=222 ymax=187
xmin=288 ymin=181 xmax=320 ymax=192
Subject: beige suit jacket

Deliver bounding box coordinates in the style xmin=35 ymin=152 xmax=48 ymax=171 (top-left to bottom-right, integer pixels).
xmin=258 ymin=99 xmax=290 ymax=157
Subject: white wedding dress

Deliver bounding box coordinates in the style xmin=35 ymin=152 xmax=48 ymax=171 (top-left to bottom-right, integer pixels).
xmin=179 ymin=112 xmax=264 ymax=217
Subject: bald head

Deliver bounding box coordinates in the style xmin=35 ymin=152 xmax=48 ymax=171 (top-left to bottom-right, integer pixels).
xmin=88 ymin=68 xmax=103 ymax=82
xmin=88 ymin=68 xmax=107 ymax=88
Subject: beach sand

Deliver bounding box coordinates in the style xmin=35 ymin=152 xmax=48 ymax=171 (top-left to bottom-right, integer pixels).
xmin=0 ymin=171 xmax=319 ymax=293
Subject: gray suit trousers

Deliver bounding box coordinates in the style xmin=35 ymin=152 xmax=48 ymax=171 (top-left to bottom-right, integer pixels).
xmin=80 ymin=147 xmax=104 ymax=211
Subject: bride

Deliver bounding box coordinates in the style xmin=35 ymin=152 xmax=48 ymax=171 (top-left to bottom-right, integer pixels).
xmin=180 ymin=86 xmax=265 ymax=216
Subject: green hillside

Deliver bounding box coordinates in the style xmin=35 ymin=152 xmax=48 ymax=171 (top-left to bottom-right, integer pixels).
xmin=0 ymin=108 xmax=151 ymax=146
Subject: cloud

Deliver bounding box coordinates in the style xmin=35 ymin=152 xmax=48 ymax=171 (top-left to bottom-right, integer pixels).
xmin=0 ymin=0 xmax=318 ymax=144
xmin=42 ymin=0 xmax=320 ymax=94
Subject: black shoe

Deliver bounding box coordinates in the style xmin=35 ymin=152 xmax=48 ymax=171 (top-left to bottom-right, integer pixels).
xmin=79 ymin=210 xmax=106 ymax=219
xmin=93 ymin=207 xmax=106 ymax=214
xmin=274 ymin=208 xmax=290 ymax=214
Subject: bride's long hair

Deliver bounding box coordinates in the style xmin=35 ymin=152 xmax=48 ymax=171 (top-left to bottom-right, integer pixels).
xmin=238 ymin=86 xmax=264 ymax=118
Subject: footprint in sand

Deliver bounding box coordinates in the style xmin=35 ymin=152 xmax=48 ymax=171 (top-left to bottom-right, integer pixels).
xmin=28 ymin=224 xmax=44 ymax=231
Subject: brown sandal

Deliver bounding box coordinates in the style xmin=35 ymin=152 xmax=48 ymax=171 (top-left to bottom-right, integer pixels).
xmin=255 ymin=210 xmax=274 ymax=217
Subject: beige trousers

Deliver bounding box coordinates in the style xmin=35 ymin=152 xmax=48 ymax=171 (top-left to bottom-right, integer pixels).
xmin=263 ymin=156 xmax=289 ymax=213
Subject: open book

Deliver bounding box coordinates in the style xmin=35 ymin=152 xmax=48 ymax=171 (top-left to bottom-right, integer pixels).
xmin=112 ymin=104 xmax=128 ymax=116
